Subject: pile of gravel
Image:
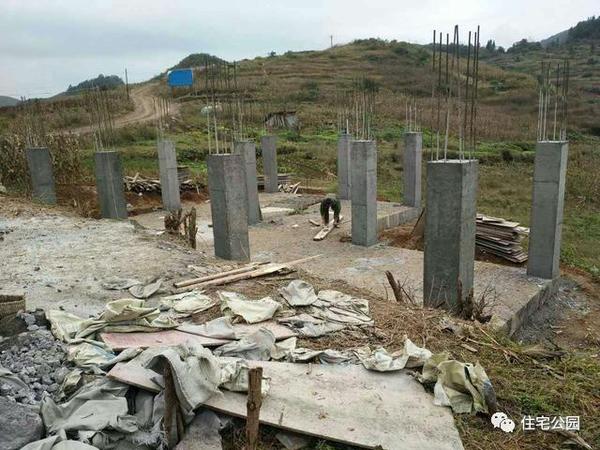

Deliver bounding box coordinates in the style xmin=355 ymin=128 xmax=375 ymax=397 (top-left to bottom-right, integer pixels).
xmin=0 ymin=328 xmax=70 ymax=404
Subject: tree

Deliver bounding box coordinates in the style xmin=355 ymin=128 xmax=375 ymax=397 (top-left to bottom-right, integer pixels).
xmin=485 ymin=39 xmax=496 ymax=52
xmin=268 ymin=51 xmax=276 ymax=58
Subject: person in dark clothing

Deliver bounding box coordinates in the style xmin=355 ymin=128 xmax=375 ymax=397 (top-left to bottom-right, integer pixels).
xmin=320 ymin=197 xmax=341 ymax=227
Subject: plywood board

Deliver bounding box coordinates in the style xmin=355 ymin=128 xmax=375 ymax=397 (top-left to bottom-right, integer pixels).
xmin=203 ymin=361 xmax=463 ymax=450
xmin=107 ymin=362 xmax=163 ymax=392
xmin=100 ymin=330 xmax=230 ymax=351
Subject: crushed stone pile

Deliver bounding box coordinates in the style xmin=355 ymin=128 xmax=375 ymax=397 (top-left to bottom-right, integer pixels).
xmin=0 ymin=328 xmax=70 ymax=404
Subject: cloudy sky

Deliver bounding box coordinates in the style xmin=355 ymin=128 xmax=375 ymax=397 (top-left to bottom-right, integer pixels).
xmin=0 ymin=0 xmax=596 ymax=98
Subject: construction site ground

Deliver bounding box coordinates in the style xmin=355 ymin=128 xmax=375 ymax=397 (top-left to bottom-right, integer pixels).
xmin=1 ymin=194 xmax=599 ymax=449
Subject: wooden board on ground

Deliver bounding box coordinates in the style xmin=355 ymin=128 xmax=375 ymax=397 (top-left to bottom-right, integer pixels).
xmin=100 ymin=330 xmax=230 ymax=351
xmin=107 ymin=363 xmax=163 ymax=392
xmin=202 ymin=360 xmax=463 ymax=450
xmin=178 ymin=321 xmax=297 ymax=341
xmin=313 ymin=215 xmax=343 ymax=241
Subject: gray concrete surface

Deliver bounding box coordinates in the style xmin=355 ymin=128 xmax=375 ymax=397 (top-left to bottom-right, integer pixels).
xmin=207 ymin=153 xmax=250 ymax=261
xmin=527 ymin=141 xmax=568 ymax=279
xmin=351 ymin=140 xmax=377 ymax=246
xmin=261 ymin=135 xmax=279 ymax=193
xmin=25 ymin=147 xmax=56 ymax=204
xmin=234 ymin=141 xmax=261 ymax=225
xmin=424 ymin=160 xmax=478 ymax=309
xmin=337 ymin=133 xmax=352 ymax=200
xmin=94 ymin=151 xmax=128 ymax=219
xmin=403 ymin=132 xmax=422 ymax=208
xmin=158 ymin=139 xmax=181 ymax=211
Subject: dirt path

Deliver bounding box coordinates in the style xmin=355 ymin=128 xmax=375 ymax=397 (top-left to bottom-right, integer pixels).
xmin=70 ymin=83 xmax=179 ymax=134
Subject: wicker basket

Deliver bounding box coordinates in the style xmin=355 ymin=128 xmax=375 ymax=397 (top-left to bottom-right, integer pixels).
xmin=0 ymin=294 xmax=25 ymax=318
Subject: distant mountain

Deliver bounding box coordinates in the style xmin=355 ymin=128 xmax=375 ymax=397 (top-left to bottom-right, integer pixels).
xmin=541 ymin=16 xmax=600 ymax=47
xmin=66 ymin=74 xmax=124 ymax=94
xmin=0 ymin=95 xmax=19 ymax=107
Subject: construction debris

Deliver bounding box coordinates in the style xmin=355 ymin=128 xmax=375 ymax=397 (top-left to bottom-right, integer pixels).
xmin=277 ymin=181 xmax=300 ymax=194
xmin=124 ymin=173 xmax=201 ymax=193
xmin=476 ymin=214 xmax=529 ymax=263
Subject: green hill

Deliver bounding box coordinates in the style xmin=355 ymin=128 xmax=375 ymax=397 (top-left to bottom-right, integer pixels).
xmin=66 ymin=74 xmax=124 ymax=94
xmin=0 ymin=96 xmax=19 ymax=108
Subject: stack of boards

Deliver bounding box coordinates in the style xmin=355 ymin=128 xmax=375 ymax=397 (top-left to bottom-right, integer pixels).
xmin=476 ymin=214 xmax=529 ymax=263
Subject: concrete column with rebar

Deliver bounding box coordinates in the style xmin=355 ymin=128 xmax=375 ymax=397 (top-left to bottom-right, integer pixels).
xmin=403 ymin=132 xmax=422 ymax=208
xmin=424 ymin=160 xmax=478 ymax=309
xmin=95 ymin=151 xmax=128 ymax=219
xmin=351 ymin=140 xmax=378 ymax=246
xmin=527 ymin=141 xmax=568 ymax=279
xmin=261 ymin=135 xmax=278 ymax=193
xmin=25 ymin=147 xmax=56 ymax=204
xmin=337 ymin=133 xmax=352 ymax=200
xmin=207 ymin=153 xmax=250 ymax=261
xmin=158 ymin=139 xmax=181 ymax=211
xmin=234 ymin=140 xmax=261 ymax=225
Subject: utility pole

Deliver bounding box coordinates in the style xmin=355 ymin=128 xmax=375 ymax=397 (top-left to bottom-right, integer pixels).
xmin=125 ymin=68 xmax=130 ymax=100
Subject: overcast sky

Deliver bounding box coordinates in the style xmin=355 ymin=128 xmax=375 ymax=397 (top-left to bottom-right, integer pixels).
xmin=0 ymin=0 xmax=597 ymax=98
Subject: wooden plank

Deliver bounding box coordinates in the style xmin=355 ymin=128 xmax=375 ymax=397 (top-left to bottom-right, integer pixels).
xmin=99 ymin=330 xmax=230 ymax=351
xmin=107 ymin=363 xmax=163 ymax=392
xmin=246 ymin=367 xmax=263 ymax=450
xmin=202 ymin=360 xmax=462 ymax=450
xmin=174 ymin=262 xmax=267 ymax=288
xmin=175 ymin=255 xmax=321 ymax=292
xmin=313 ymin=215 xmax=343 ymax=241
xmin=308 ymin=219 xmax=320 ymax=227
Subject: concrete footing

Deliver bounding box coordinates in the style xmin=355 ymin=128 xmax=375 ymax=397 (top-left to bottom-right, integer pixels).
xmin=337 ymin=133 xmax=352 ymax=200
xmin=527 ymin=141 xmax=568 ymax=279
xmin=234 ymin=141 xmax=261 ymax=225
xmin=261 ymin=135 xmax=278 ymax=193
xmin=424 ymin=160 xmax=478 ymax=309
xmin=207 ymin=154 xmax=250 ymax=261
xmin=158 ymin=139 xmax=181 ymax=211
xmin=351 ymin=140 xmax=377 ymax=246
xmin=95 ymin=151 xmax=128 ymax=219
xmin=403 ymin=132 xmax=422 ymax=208
xmin=25 ymin=147 xmax=56 ymax=204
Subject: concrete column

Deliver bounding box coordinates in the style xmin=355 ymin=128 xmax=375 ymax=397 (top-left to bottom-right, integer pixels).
xmin=261 ymin=135 xmax=278 ymax=193
xmin=337 ymin=133 xmax=352 ymax=200
xmin=424 ymin=160 xmax=478 ymax=309
xmin=351 ymin=140 xmax=377 ymax=246
xmin=95 ymin=151 xmax=128 ymax=220
xmin=157 ymin=139 xmax=181 ymax=211
xmin=527 ymin=141 xmax=568 ymax=279
xmin=403 ymin=132 xmax=422 ymax=208
xmin=234 ymin=141 xmax=261 ymax=225
xmin=207 ymin=154 xmax=250 ymax=261
xmin=25 ymin=147 xmax=56 ymax=204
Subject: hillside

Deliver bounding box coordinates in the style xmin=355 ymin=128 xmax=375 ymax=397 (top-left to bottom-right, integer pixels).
xmin=66 ymin=74 xmax=124 ymax=94
xmin=481 ymin=19 xmax=600 ymax=135
xmin=0 ymin=95 xmax=19 ymax=108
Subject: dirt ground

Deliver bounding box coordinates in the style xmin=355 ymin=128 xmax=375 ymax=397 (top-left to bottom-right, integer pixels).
xmin=69 ymin=83 xmax=177 ymax=134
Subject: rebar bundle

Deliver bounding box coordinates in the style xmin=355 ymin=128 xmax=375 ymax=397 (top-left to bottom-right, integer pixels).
xmin=537 ymin=59 xmax=569 ymax=142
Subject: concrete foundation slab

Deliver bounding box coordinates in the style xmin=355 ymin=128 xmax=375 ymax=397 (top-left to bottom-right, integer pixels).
xmin=207 ymin=154 xmax=250 ymax=261
xmin=424 ymin=160 xmax=478 ymax=309
xmin=261 ymin=136 xmax=278 ymax=193
xmin=234 ymin=141 xmax=261 ymax=225
xmin=158 ymin=139 xmax=181 ymax=211
xmin=337 ymin=133 xmax=352 ymax=200
xmin=403 ymin=132 xmax=422 ymax=208
xmin=25 ymin=147 xmax=56 ymax=204
xmin=351 ymin=140 xmax=377 ymax=246
xmin=95 ymin=151 xmax=128 ymax=219
xmin=527 ymin=141 xmax=568 ymax=279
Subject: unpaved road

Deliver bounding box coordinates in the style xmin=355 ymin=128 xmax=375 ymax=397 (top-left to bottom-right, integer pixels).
xmin=70 ymin=82 xmax=179 ymax=134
